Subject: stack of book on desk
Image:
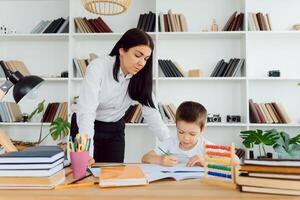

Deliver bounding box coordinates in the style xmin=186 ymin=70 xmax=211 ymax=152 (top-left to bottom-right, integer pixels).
xmin=0 ymin=146 xmax=65 ymax=189
xmin=237 ymin=159 xmax=300 ymax=195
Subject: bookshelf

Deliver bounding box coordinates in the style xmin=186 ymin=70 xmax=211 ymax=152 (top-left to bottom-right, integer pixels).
xmin=1 ymin=0 xmax=300 ymax=162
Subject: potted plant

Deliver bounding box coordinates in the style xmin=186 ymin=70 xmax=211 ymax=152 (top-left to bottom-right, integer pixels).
xmin=271 ymin=130 xmax=300 ymax=159
xmin=12 ymin=100 xmax=70 ymax=151
xmin=240 ymin=129 xmax=300 ymax=159
xmin=240 ymin=129 xmax=279 ymax=158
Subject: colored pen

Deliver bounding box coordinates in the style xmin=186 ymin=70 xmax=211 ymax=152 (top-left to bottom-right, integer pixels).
xmin=55 ymin=182 xmax=97 ymax=190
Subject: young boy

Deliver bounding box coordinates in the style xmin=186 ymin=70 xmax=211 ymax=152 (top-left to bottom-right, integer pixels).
xmin=142 ymin=101 xmax=240 ymax=167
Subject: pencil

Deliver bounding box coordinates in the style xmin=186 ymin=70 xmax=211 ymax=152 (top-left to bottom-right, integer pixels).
xmin=55 ymin=182 xmax=97 ymax=190
xmin=158 ymin=147 xmax=170 ymax=155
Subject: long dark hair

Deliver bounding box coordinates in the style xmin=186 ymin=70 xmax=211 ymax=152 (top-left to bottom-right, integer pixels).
xmin=109 ymin=28 xmax=155 ymax=108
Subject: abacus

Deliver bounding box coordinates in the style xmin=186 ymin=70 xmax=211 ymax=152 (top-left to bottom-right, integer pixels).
xmin=203 ymin=143 xmax=236 ymax=189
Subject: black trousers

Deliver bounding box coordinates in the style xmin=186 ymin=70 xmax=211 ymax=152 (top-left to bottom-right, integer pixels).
xmin=71 ymin=113 xmax=125 ymax=162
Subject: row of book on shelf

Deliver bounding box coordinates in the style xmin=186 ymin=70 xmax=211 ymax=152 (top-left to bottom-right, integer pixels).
xmin=123 ymin=103 xmax=176 ymax=124
xmin=137 ymin=11 xmax=156 ymax=32
xmin=0 ymin=146 xmax=65 ymax=189
xmin=30 ymin=17 xmax=69 ymax=34
xmin=158 ymin=9 xmax=187 ymax=32
xmin=210 ymin=58 xmax=244 ymax=77
xmin=222 ymin=11 xmax=244 ymax=31
xmin=0 ymin=102 xmax=67 ymax=123
xmin=0 ymin=60 xmax=30 ymax=77
xmin=0 ymin=102 xmax=22 ymax=123
xmin=248 ymin=12 xmax=272 ymax=31
xmin=74 ymin=17 xmax=112 ymax=33
xmin=237 ymin=158 xmax=300 ymax=195
xmin=41 ymin=102 xmax=68 ymax=123
xmin=249 ymin=99 xmax=291 ymax=124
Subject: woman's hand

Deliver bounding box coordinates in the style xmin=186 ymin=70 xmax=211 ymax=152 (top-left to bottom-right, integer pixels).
xmin=160 ymin=155 xmax=178 ymax=167
xmin=88 ymin=156 xmax=95 ymax=166
xmin=186 ymin=155 xmax=204 ymax=167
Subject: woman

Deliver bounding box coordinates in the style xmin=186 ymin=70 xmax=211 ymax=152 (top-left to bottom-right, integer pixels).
xmin=74 ymin=28 xmax=170 ymax=164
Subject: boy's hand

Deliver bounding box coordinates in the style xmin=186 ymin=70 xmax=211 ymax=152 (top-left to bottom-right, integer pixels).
xmin=160 ymin=155 xmax=178 ymax=167
xmin=88 ymin=156 xmax=95 ymax=166
xmin=186 ymin=155 xmax=204 ymax=167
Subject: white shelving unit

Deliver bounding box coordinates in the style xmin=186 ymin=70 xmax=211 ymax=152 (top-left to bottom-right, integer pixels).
xmin=1 ymin=0 xmax=300 ymax=162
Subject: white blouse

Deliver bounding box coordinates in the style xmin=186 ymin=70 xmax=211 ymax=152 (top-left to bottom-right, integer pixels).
xmin=76 ymin=55 xmax=170 ymax=156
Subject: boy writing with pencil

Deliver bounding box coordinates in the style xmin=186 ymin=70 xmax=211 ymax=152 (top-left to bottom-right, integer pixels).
xmin=142 ymin=101 xmax=240 ymax=167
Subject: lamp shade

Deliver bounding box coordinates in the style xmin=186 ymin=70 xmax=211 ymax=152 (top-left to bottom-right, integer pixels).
xmin=12 ymin=75 xmax=44 ymax=103
xmin=81 ymin=0 xmax=131 ymax=15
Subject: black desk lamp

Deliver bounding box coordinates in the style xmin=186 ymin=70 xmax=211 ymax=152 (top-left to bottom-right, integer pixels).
xmin=0 ymin=62 xmax=44 ymax=102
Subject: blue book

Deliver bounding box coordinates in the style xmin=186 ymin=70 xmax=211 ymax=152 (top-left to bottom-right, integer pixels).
xmin=0 ymin=146 xmax=64 ymax=164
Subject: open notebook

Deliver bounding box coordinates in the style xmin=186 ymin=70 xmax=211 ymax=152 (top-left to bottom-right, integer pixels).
xmin=89 ymin=164 xmax=204 ymax=182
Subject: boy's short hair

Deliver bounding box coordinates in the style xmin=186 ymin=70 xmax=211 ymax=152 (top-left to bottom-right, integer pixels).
xmin=175 ymin=101 xmax=207 ymax=131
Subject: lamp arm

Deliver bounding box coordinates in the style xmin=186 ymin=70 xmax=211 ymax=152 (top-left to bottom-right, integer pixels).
xmin=0 ymin=60 xmax=11 ymax=79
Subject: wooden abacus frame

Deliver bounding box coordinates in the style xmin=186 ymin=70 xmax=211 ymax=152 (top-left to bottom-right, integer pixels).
xmin=203 ymin=142 xmax=237 ymax=189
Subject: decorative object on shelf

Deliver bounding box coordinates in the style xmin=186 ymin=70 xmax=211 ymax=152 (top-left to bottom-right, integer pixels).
xmin=0 ymin=61 xmax=44 ymax=102
xmin=207 ymin=114 xmax=221 ymax=123
xmin=211 ymin=18 xmax=218 ymax=32
xmin=22 ymin=113 xmax=29 ymax=122
xmin=0 ymin=24 xmax=16 ymax=34
xmin=60 ymin=71 xmax=68 ymax=78
xmin=188 ymin=69 xmax=203 ymax=77
xmin=268 ymin=70 xmax=280 ymax=77
xmin=226 ymin=115 xmax=241 ymax=123
xmin=28 ymin=100 xmax=45 ymax=122
xmin=81 ymin=0 xmax=131 ymax=15
xmin=292 ymin=23 xmax=300 ymax=30
xmin=240 ymin=129 xmax=300 ymax=159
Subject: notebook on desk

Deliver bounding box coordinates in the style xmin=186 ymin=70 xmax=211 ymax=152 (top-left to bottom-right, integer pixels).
xmin=90 ymin=164 xmax=204 ymax=183
xmin=99 ymin=165 xmax=148 ymax=187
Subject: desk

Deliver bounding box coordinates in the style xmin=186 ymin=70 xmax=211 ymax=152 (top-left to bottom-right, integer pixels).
xmin=0 ymin=177 xmax=299 ymax=200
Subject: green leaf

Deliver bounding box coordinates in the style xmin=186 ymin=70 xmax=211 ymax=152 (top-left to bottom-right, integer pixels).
xmin=28 ymin=100 xmax=45 ymax=121
xmin=289 ymin=134 xmax=300 ymax=145
xmin=49 ymin=118 xmax=70 ymax=141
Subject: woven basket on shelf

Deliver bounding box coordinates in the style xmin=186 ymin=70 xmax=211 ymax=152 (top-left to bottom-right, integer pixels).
xmin=81 ymin=0 xmax=131 ymax=15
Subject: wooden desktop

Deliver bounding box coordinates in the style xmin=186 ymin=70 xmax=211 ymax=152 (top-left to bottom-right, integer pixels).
xmin=0 ymin=174 xmax=299 ymax=200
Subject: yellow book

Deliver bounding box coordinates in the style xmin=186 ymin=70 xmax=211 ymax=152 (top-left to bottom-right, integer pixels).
xmin=99 ymin=165 xmax=148 ymax=188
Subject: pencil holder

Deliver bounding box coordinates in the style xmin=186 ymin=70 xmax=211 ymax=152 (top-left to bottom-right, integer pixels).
xmin=70 ymin=151 xmax=89 ymax=179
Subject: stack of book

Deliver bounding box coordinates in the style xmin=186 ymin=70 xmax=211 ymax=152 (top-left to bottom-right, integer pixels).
xmin=124 ymin=104 xmax=143 ymax=123
xmin=158 ymin=59 xmax=184 ymax=77
xmin=73 ymin=53 xmax=98 ymax=77
xmin=0 ymin=146 xmax=65 ymax=189
xmin=0 ymin=60 xmax=30 ymax=77
xmin=237 ymin=159 xmax=300 ymax=195
xmin=137 ymin=11 xmax=156 ymax=32
xmin=158 ymin=9 xmax=187 ymax=32
xmin=0 ymin=102 xmax=22 ymax=122
xmin=249 ymin=99 xmax=291 ymax=124
xmin=41 ymin=102 xmax=68 ymax=122
xmin=248 ymin=12 xmax=272 ymax=31
xmin=158 ymin=103 xmax=176 ymax=123
xmin=222 ymin=11 xmax=244 ymax=31
xmin=210 ymin=58 xmax=245 ymax=77
xmin=74 ymin=17 xmax=112 ymax=33
xmin=30 ymin=17 xmax=69 ymax=34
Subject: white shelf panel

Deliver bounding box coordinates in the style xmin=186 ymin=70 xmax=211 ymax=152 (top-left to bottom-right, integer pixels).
xmin=42 ymin=78 xmax=69 ymax=81
xmin=247 ymin=31 xmax=300 ymax=36
xmin=0 ymin=34 xmax=68 ymax=41
xmin=157 ymin=77 xmax=246 ymax=81
xmin=0 ymin=122 xmax=51 ymax=126
xmin=72 ymin=32 xmax=156 ymax=40
xmin=249 ymin=123 xmax=300 ymax=128
xmin=166 ymin=123 xmax=247 ymax=127
xmin=248 ymin=77 xmax=300 ymax=81
xmin=157 ymin=31 xmax=245 ymax=39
